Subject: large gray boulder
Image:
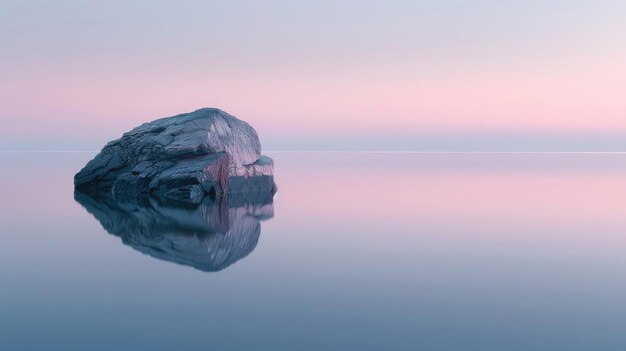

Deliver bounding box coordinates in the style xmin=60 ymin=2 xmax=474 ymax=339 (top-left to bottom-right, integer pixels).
xmin=75 ymin=108 xmax=276 ymax=204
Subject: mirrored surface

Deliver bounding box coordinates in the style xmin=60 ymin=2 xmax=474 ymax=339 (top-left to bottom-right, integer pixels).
xmin=3 ymin=152 xmax=626 ymax=350
xmin=74 ymin=190 xmax=273 ymax=272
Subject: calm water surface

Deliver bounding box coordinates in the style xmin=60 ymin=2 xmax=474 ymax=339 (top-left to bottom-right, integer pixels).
xmin=2 ymin=152 xmax=626 ymax=350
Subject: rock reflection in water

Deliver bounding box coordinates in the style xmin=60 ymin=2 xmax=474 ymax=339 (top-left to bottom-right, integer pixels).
xmin=75 ymin=190 xmax=274 ymax=272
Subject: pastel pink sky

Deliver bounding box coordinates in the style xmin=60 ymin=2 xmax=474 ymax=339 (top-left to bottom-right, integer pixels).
xmin=2 ymin=1 xmax=625 ymax=150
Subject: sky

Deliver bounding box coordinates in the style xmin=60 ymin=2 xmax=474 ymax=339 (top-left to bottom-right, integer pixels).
xmin=1 ymin=0 xmax=626 ymax=151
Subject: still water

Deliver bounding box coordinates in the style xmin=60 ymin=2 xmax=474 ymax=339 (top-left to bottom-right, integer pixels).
xmin=2 ymin=152 xmax=626 ymax=350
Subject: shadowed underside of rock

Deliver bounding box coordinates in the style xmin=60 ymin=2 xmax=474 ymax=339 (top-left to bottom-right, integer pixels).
xmin=74 ymin=108 xmax=276 ymax=204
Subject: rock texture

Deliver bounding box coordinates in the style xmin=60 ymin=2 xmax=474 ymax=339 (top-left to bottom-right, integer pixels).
xmin=75 ymin=108 xmax=276 ymax=204
xmin=75 ymin=189 xmax=274 ymax=272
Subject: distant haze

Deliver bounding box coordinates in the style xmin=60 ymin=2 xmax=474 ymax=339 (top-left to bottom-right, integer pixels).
xmin=2 ymin=1 xmax=625 ymax=151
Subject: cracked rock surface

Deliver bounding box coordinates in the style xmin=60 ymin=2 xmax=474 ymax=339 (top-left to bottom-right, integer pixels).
xmin=74 ymin=108 xmax=276 ymax=204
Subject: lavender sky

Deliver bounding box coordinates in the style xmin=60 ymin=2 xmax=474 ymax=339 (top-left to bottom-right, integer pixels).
xmin=2 ymin=1 xmax=626 ymax=151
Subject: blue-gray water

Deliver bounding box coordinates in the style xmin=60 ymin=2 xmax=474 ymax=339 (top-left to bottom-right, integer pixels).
xmin=2 ymin=152 xmax=626 ymax=350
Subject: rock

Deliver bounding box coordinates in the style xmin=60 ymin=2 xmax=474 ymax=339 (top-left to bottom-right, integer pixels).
xmin=74 ymin=108 xmax=276 ymax=204
xmin=74 ymin=189 xmax=274 ymax=272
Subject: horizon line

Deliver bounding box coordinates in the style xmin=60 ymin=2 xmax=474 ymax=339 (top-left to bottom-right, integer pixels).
xmin=4 ymin=150 xmax=626 ymax=154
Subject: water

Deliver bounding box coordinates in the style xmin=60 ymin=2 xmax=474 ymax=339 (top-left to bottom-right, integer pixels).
xmin=2 ymin=151 xmax=626 ymax=350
